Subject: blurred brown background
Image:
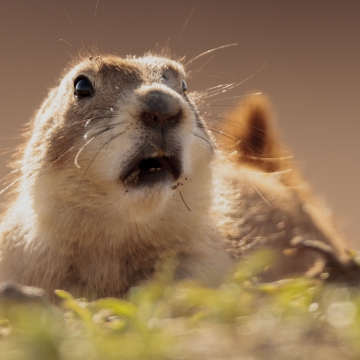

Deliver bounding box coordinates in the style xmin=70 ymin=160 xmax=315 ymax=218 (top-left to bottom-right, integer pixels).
xmin=0 ymin=1 xmax=359 ymax=246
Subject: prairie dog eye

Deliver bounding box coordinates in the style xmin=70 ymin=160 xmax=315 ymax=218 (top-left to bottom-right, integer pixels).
xmin=182 ymin=79 xmax=187 ymax=92
xmin=74 ymin=76 xmax=94 ymax=98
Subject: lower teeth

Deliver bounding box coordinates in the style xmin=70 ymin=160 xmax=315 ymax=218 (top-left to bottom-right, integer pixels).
xmin=126 ymin=170 xmax=140 ymax=184
xmin=125 ymin=167 xmax=165 ymax=184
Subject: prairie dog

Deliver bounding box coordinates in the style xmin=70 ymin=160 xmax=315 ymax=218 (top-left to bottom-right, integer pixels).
xmin=0 ymin=53 xmax=350 ymax=300
xmin=0 ymin=54 xmax=231 ymax=300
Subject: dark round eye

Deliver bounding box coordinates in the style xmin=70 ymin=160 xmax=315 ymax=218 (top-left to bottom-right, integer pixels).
xmin=74 ymin=76 xmax=94 ymax=98
xmin=182 ymin=79 xmax=187 ymax=92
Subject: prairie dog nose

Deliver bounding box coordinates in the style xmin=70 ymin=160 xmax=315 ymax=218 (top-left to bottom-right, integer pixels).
xmin=139 ymin=89 xmax=183 ymax=127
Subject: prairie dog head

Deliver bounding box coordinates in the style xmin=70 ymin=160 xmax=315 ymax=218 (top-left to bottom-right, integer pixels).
xmin=22 ymin=54 xmax=214 ymax=223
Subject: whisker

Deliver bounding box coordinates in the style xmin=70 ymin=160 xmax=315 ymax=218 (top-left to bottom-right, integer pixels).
xmin=200 ymin=112 xmax=267 ymax=136
xmin=205 ymin=123 xmax=268 ymax=155
xmin=202 ymin=83 xmax=230 ymax=92
xmin=192 ymin=133 xmax=217 ymax=149
xmin=245 ymin=155 xmax=294 ymax=162
xmin=58 ymin=39 xmax=72 ymax=47
xmin=190 ymin=74 xmax=223 ymax=79
xmin=84 ymin=123 xmax=121 ymax=139
xmin=203 ymin=112 xmax=290 ymax=155
xmin=94 ymin=0 xmax=100 ymax=56
xmin=49 ymin=145 xmax=77 ymax=168
xmin=0 ymin=168 xmax=21 ymax=186
xmin=188 ymin=59 xmax=236 ymax=79
xmin=76 ymin=124 xmax=121 ymax=168
xmin=192 ymin=69 xmax=235 ymax=77
xmin=84 ymin=114 xmax=116 ymax=127
xmin=76 ymin=131 xmax=125 ymax=192
xmin=202 ymin=63 xmax=267 ymax=100
xmin=0 ymin=148 xmax=14 ymax=156
xmin=85 ymin=117 xmax=106 ymax=127
xmin=0 ymin=178 xmax=20 ymax=196
xmin=206 ymin=126 xmax=242 ymax=144
xmin=199 ymin=112 xmax=286 ymax=148
xmin=1 ymin=106 xmax=113 ymax=199
xmin=44 ymin=115 xmax=113 ymax=130
xmin=181 ymin=123 xmax=217 ymax=150
xmin=65 ymin=8 xmax=93 ymax=58
xmin=240 ymin=169 xmax=271 ymax=206
xmin=174 ymin=0 xmax=200 ymax=52
xmin=202 ymin=83 xmax=237 ymax=97
xmin=204 ymin=104 xmax=257 ymax=107
xmin=187 ymin=127 xmax=233 ymax=157
xmin=2 ymin=134 xmax=101 ymax=193
xmin=184 ymin=43 xmax=238 ymax=68
xmin=199 ymin=111 xmax=252 ymax=127
xmin=241 ymin=168 xmax=292 ymax=176
xmin=194 ymin=55 xmax=215 ymax=74
xmin=14 ymin=126 xmax=118 ymax=183
xmin=206 ymin=92 xmax=262 ymax=103
xmin=74 ymin=137 xmax=95 ymax=169
xmin=178 ymin=191 xmax=191 ymax=212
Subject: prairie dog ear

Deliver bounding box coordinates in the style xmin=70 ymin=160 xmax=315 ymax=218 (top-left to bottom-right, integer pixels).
xmin=221 ymin=94 xmax=286 ymax=172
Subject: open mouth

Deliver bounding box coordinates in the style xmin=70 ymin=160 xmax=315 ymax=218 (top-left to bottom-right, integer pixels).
xmin=122 ymin=156 xmax=182 ymax=186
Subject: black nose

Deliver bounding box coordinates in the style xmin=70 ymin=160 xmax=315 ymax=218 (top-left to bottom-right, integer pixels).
xmin=139 ymin=90 xmax=182 ymax=128
xmin=141 ymin=109 xmax=182 ymax=127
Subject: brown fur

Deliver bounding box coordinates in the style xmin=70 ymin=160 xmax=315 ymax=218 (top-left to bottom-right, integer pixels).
xmin=0 ymin=54 xmax=350 ymax=301
xmin=214 ymin=94 xmax=349 ymax=279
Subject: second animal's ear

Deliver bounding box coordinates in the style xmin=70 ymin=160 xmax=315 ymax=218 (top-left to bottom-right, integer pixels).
xmin=221 ymin=94 xmax=286 ymax=173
